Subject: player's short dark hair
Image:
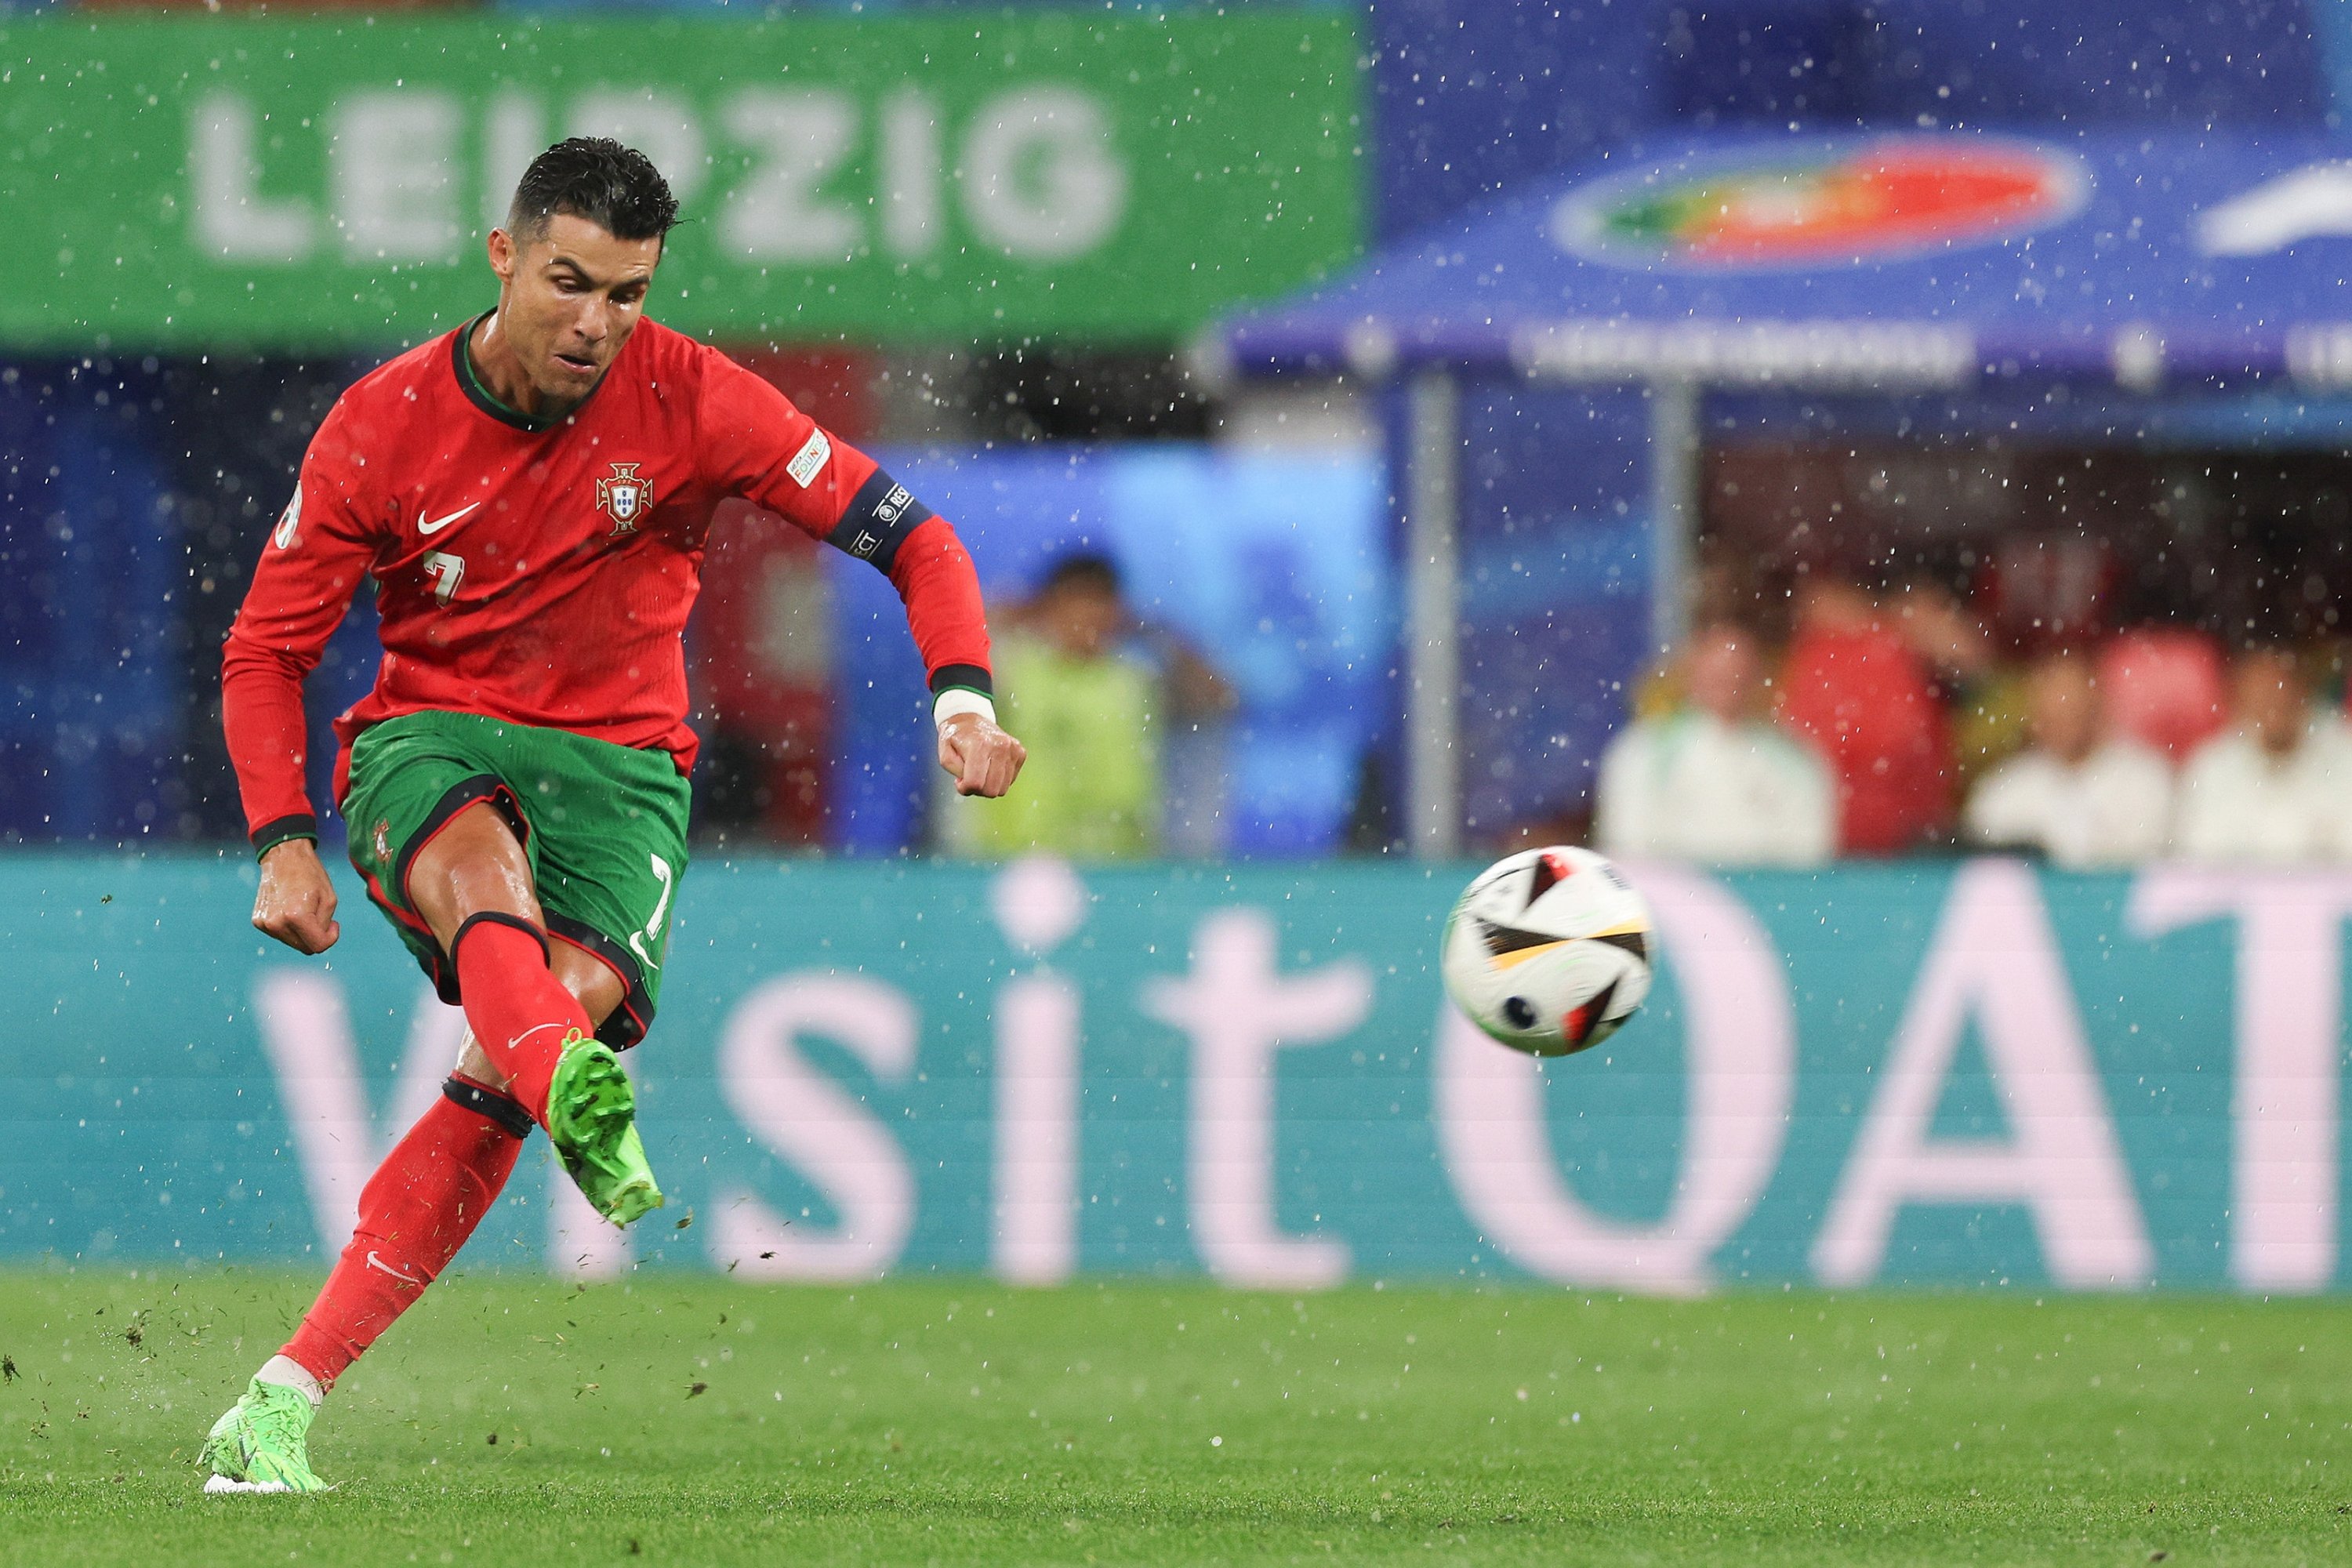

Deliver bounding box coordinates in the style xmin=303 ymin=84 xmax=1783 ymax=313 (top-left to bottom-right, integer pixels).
xmin=506 ymin=138 xmax=680 ymax=247
xmin=1039 ymin=552 xmax=1123 ymax=599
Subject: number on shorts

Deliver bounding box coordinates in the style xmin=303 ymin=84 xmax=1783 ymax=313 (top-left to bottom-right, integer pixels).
xmin=629 ymin=853 xmax=674 ymax=969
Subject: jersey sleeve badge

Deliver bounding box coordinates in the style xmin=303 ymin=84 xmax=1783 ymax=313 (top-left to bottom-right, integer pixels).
xmin=786 ymin=429 xmax=832 ymax=488
xmin=272 ymin=484 xmax=304 ymax=550
xmin=596 ymin=463 xmax=654 ymax=536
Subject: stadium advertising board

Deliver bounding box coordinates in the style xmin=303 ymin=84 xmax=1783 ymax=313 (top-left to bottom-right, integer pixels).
xmin=0 ymin=13 xmax=1363 ymax=348
xmin=8 ymin=855 xmax=2347 ymax=1294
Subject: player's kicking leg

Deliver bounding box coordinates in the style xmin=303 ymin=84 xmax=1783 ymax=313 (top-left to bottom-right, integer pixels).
xmin=439 ymin=910 xmax=662 ymax=1225
xmin=202 ymin=803 xmax=658 ymax=1494
xmin=416 ymin=803 xmax=662 ymax=1222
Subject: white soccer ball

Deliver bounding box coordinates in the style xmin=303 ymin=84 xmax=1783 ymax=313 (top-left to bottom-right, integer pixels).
xmin=1440 ymin=846 xmax=1653 ymax=1056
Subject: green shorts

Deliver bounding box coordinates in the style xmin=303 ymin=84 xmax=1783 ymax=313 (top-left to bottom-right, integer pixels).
xmin=340 ymin=710 xmax=691 ymax=1049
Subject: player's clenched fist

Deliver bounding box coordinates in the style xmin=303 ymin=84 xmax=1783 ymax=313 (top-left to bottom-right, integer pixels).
xmin=252 ymin=838 xmax=342 ymax=954
xmin=939 ymin=711 xmax=1026 ymax=798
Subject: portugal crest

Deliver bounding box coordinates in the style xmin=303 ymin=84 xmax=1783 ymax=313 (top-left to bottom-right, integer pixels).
xmin=595 ymin=463 xmax=653 ymax=536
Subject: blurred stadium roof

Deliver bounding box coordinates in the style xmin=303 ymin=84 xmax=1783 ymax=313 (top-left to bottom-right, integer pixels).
xmin=1218 ymin=130 xmax=2352 ymax=394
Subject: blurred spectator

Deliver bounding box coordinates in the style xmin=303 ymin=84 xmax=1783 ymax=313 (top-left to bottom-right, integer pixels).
xmin=2097 ymin=626 xmax=2229 ymax=759
xmin=687 ymin=351 xmax=875 ymax=847
xmin=1963 ymin=654 xmax=2172 ymax=866
xmin=1146 ymin=618 xmax=1240 ymax=857
xmin=689 ymin=505 xmax=831 ymax=848
xmin=1886 ymin=575 xmax=1998 ymax=691
xmin=1889 ymin=574 xmax=2019 ymax=797
xmin=1595 ymin=622 xmax=1834 ymax=866
xmin=943 ymin=554 xmax=1203 ymax=860
xmin=1948 ymin=662 xmax=2034 ymax=801
xmin=1777 ymin=575 xmax=1969 ymax=855
xmin=2176 ymin=646 xmax=2352 ymax=862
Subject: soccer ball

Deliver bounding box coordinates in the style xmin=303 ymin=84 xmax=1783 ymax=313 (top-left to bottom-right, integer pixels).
xmin=1440 ymin=846 xmax=1653 ymax=1056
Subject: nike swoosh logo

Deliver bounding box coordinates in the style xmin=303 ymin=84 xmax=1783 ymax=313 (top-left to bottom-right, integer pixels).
xmin=365 ymin=1250 xmax=423 ymax=1287
xmin=506 ymin=1022 xmax=568 ymax=1053
xmin=417 ymin=503 xmax=481 ymax=535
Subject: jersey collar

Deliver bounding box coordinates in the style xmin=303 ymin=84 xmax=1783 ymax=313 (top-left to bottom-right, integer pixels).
xmin=452 ymin=310 xmax=614 ymax=434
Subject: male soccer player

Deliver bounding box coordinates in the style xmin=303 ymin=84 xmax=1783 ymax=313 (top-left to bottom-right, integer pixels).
xmin=200 ymin=139 xmax=1025 ymax=1493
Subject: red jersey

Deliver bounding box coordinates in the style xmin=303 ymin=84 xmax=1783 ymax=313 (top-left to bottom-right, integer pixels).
xmin=222 ymin=314 xmax=990 ymax=851
xmin=1777 ymin=622 xmax=1954 ymax=855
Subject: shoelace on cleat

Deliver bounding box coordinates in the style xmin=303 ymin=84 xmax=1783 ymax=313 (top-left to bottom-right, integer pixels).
xmin=572 ymin=1062 xmax=631 ymax=1124
xmin=245 ymin=1394 xmax=309 ymax=1462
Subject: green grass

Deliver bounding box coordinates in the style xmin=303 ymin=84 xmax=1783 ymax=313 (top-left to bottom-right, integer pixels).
xmin=0 ymin=1272 xmax=2347 ymax=1565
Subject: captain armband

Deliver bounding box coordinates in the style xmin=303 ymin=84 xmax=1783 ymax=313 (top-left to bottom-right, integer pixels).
xmin=826 ymin=468 xmax=935 ymax=574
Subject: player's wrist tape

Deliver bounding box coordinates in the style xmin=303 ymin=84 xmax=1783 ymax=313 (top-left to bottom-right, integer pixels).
xmin=252 ymin=813 xmax=320 ymax=859
xmin=934 ymin=688 xmax=997 ymax=731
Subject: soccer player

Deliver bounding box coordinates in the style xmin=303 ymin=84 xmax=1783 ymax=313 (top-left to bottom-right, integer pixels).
xmin=199 ymin=140 xmax=1025 ymax=1493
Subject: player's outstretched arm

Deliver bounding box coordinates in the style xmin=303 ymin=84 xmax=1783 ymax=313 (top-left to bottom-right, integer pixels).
xmin=252 ymin=839 xmax=341 ymax=954
xmin=695 ymin=347 xmax=1013 ymax=792
xmin=223 ymin=397 xmax=378 ymax=935
xmin=939 ymin=710 xmax=1026 ymax=798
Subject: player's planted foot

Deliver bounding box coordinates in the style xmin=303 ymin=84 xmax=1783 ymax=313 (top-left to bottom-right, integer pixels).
xmin=199 ymin=1377 xmax=328 ymax=1494
xmin=546 ymin=1030 xmax=663 ymax=1225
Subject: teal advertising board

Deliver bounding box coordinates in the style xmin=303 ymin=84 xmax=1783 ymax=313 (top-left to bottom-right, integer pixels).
xmin=0 ymin=13 xmax=1363 ymax=348
xmin=2 ymin=855 xmax=2340 ymax=1292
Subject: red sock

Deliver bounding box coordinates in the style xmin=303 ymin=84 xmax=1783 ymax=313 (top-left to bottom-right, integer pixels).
xmin=452 ymin=913 xmax=592 ymax=1124
xmin=281 ymin=1080 xmax=528 ymax=1388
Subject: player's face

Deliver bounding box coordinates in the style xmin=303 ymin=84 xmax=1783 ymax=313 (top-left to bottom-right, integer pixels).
xmin=1039 ymin=583 xmax=1126 ymax=660
xmin=2027 ymin=659 xmax=2100 ymax=763
xmin=1682 ymin=629 xmax=1756 ymax=724
xmin=488 ymin=214 xmax=662 ymax=401
xmin=2234 ymin=651 xmax=2308 ymax=756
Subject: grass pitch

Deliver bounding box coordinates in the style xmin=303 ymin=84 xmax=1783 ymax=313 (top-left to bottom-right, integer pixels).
xmin=0 ymin=1272 xmax=2346 ymax=1565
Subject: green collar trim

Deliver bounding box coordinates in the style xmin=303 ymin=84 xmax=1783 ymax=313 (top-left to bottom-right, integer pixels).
xmin=452 ymin=310 xmax=559 ymax=434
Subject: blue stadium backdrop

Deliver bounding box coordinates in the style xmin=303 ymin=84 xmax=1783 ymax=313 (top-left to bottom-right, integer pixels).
xmin=832 ymin=447 xmax=1392 ymax=858
xmin=8 ymin=854 xmax=2349 ymax=1294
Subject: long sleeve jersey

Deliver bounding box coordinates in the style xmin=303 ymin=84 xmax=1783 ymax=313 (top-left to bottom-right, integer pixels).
xmin=222 ymin=313 xmax=990 ymax=851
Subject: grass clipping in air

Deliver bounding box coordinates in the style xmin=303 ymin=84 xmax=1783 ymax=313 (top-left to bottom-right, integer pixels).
xmin=0 ymin=1272 xmax=2343 ymax=1565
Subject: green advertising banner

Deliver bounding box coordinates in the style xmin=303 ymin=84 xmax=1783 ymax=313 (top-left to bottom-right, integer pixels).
xmin=0 ymin=13 xmax=1363 ymax=349
xmin=5 ymin=855 xmax=2349 ymax=1294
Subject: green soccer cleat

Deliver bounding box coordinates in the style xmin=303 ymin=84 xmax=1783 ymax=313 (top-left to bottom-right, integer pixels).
xmin=199 ymin=1377 xmax=329 ymax=1495
xmin=547 ymin=1029 xmax=664 ymax=1225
